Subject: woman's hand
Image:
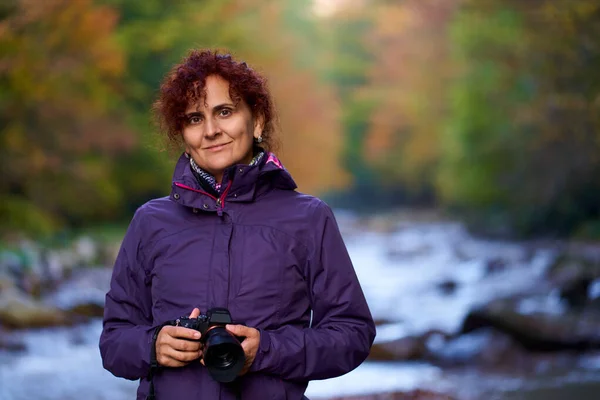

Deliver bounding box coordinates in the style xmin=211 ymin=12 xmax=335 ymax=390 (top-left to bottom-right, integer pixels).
xmin=225 ymin=324 xmax=261 ymax=375
xmin=155 ymin=308 xmax=203 ymax=367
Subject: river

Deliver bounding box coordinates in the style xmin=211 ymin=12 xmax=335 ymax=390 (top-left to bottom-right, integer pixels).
xmin=1 ymin=212 xmax=600 ymax=399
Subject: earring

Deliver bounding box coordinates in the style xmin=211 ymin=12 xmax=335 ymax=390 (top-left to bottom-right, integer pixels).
xmin=255 ymin=136 xmax=263 ymax=144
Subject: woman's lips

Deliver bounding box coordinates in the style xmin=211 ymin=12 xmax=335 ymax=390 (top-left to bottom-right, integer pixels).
xmin=204 ymin=142 xmax=231 ymax=152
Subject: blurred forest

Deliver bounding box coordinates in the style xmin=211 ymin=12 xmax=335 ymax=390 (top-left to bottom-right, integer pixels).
xmin=1 ymin=0 xmax=599 ymax=239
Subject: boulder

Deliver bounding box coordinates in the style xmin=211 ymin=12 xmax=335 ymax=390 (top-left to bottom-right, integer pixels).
xmin=0 ymin=288 xmax=71 ymax=329
xmin=369 ymin=330 xmax=449 ymax=361
xmin=461 ymin=296 xmax=600 ymax=351
xmin=369 ymin=336 xmax=426 ymax=361
xmin=425 ymin=328 xmax=519 ymax=366
xmin=323 ymin=389 xmax=456 ymax=400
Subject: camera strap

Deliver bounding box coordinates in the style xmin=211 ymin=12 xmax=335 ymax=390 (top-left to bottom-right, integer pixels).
xmin=146 ymin=320 xmax=177 ymax=400
xmin=225 ymin=379 xmax=243 ymax=400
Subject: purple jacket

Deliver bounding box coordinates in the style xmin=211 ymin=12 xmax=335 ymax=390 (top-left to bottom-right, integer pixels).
xmin=99 ymin=152 xmax=376 ymax=400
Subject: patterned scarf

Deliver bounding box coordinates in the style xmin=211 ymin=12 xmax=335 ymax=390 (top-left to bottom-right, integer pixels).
xmin=189 ymin=150 xmax=264 ymax=194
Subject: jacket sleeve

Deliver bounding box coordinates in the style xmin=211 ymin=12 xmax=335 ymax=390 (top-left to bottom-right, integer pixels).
xmin=99 ymin=209 xmax=156 ymax=380
xmin=250 ymin=201 xmax=376 ymax=381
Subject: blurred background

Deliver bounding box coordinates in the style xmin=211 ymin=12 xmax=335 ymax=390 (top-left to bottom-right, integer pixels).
xmin=1 ymin=0 xmax=600 ymax=399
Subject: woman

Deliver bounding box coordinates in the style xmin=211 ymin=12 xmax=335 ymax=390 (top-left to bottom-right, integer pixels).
xmin=99 ymin=50 xmax=375 ymax=400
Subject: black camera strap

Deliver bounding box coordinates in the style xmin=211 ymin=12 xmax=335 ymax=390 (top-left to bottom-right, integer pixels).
xmin=146 ymin=320 xmax=177 ymax=400
xmin=226 ymin=379 xmax=243 ymax=400
xmin=145 ymin=315 xmax=245 ymax=400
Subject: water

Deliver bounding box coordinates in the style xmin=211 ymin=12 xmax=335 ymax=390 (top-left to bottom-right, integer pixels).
xmin=0 ymin=319 xmax=440 ymax=400
xmin=1 ymin=216 xmax=600 ymax=399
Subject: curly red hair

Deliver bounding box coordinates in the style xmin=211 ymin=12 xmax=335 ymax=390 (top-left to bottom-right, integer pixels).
xmin=153 ymin=49 xmax=277 ymax=151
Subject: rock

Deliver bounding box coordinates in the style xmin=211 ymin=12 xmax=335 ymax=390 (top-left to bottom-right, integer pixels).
xmin=425 ymin=328 xmax=523 ymax=367
xmin=461 ymin=296 xmax=600 ymax=351
xmin=436 ymin=280 xmax=458 ymax=296
xmin=369 ymin=336 xmax=426 ymax=360
xmin=484 ymin=258 xmax=507 ymax=275
xmin=44 ymin=267 xmax=111 ymax=320
xmin=67 ymin=303 xmax=105 ymax=318
xmin=369 ymin=330 xmax=449 ymax=361
xmin=560 ymin=277 xmax=594 ymax=309
xmin=323 ymin=389 xmax=456 ymax=400
xmin=546 ymin=250 xmax=600 ymax=287
xmin=373 ymin=318 xmax=396 ymax=326
xmin=0 ymin=288 xmax=71 ymax=329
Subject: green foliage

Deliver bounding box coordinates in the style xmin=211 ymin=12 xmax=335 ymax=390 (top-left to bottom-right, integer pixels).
xmin=3 ymin=0 xmax=600 ymax=240
xmin=440 ymin=1 xmax=600 ymax=237
xmin=1 ymin=0 xmax=347 ymax=238
xmin=0 ymin=196 xmax=57 ymax=238
xmin=439 ymin=7 xmax=530 ymax=207
xmin=321 ymin=12 xmax=377 ymax=188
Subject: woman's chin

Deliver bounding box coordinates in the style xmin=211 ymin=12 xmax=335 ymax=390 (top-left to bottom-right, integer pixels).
xmin=202 ymin=153 xmax=250 ymax=172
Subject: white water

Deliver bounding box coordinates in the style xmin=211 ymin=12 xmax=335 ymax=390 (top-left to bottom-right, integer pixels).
xmin=0 ymin=217 xmax=584 ymax=400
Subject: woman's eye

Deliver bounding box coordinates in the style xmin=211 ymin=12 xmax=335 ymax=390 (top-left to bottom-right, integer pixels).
xmin=189 ymin=116 xmax=202 ymax=124
xmin=220 ymin=109 xmax=232 ymax=117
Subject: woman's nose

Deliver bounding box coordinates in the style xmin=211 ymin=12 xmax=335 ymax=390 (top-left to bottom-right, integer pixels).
xmin=204 ymin=117 xmax=220 ymax=138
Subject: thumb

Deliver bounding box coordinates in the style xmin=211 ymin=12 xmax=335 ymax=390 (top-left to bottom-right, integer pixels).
xmin=189 ymin=308 xmax=201 ymax=318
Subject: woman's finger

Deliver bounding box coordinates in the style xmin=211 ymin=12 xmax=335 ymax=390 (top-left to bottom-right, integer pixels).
xmin=159 ymin=354 xmax=190 ymax=368
xmin=164 ymin=346 xmax=202 ymax=363
xmin=164 ymin=326 xmax=201 ymax=341
xmin=170 ymin=338 xmax=202 ymax=352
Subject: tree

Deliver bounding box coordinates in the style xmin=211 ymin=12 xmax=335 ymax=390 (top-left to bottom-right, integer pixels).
xmin=439 ymin=1 xmax=600 ymax=236
xmin=0 ymin=0 xmax=134 ymax=236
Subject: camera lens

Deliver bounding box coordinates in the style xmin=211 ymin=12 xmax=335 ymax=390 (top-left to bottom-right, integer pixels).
xmin=210 ymin=344 xmax=238 ymax=369
xmin=203 ymin=326 xmax=245 ymax=382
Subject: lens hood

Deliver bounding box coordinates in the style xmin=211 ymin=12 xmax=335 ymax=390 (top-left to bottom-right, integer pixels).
xmin=203 ymin=326 xmax=245 ymax=383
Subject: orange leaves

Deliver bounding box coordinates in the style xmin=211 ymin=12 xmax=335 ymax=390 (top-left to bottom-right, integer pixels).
xmin=0 ymin=0 xmax=138 ymax=233
xmin=359 ymin=0 xmax=460 ymax=183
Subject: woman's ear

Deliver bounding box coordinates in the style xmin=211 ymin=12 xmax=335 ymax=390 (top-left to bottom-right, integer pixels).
xmin=253 ymin=113 xmax=265 ymax=140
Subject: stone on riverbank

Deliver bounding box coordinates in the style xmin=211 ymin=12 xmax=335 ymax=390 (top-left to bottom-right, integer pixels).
xmin=461 ymin=297 xmax=600 ymax=351
xmin=0 ymin=288 xmax=71 ymax=329
xmin=323 ymin=389 xmax=456 ymax=400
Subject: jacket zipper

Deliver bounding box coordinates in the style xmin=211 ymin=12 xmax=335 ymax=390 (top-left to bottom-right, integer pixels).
xmin=175 ymin=181 xmax=234 ymax=309
xmin=216 ymin=181 xmax=233 ymax=217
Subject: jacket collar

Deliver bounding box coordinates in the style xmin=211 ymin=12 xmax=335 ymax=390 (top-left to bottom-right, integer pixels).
xmin=170 ymin=151 xmax=297 ymax=210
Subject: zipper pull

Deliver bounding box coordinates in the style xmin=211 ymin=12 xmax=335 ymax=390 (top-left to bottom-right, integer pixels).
xmin=216 ymin=198 xmax=223 ymax=217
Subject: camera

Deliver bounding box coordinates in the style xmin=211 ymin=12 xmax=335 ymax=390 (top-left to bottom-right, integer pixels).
xmin=175 ymin=307 xmax=245 ymax=383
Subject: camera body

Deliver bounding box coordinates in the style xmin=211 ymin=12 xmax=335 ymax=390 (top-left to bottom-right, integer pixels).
xmin=176 ymin=307 xmax=235 ymax=336
xmin=175 ymin=307 xmax=245 ymax=383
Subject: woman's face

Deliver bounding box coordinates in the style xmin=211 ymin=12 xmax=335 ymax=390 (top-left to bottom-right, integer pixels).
xmin=182 ymin=75 xmax=263 ymax=183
